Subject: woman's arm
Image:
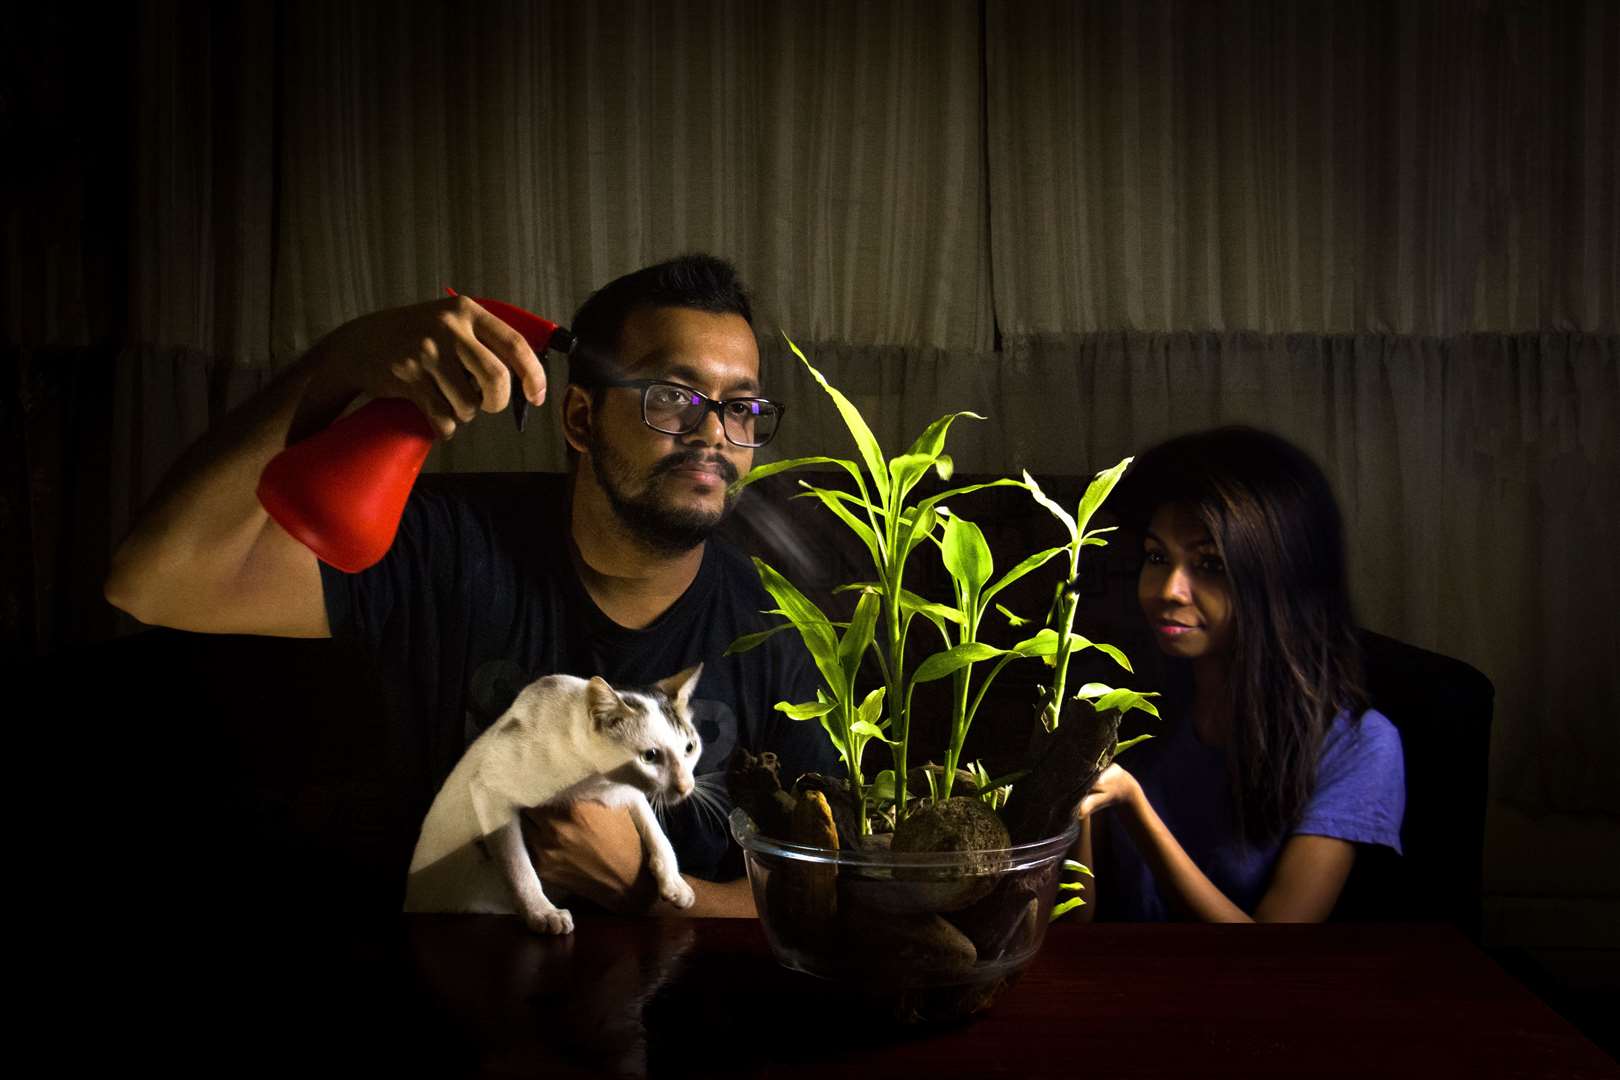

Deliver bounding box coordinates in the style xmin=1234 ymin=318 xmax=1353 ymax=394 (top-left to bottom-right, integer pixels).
xmin=1082 ymin=764 xmax=1357 ymax=923
xmin=1068 ymin=817 xmax=1098 ymax=923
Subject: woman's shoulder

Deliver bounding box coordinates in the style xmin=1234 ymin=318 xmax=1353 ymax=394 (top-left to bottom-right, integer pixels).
xmin=1320 ymin=707 xmax=1405 ymax=778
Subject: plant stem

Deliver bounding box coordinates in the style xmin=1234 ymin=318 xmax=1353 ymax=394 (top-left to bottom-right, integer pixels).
xmin=1044 ymin=547 xmax=1083 ymax=731
xmin=886 ymin=579 xmax=909 ymax=822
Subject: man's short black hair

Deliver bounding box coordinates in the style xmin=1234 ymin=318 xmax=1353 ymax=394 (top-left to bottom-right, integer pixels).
xmin=567 ymin=253 xmax=754 ymax=386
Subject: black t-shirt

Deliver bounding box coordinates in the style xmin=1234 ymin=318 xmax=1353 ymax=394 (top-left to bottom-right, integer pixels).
xmin=318 ymin=475 xmax=838 ymax=881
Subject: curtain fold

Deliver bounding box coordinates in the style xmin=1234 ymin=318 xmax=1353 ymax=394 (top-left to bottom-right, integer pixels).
xmin=986 ymin=0 xmax=1619 ymax=335
xmin=270 ymin=0 xmax=991 ymax=359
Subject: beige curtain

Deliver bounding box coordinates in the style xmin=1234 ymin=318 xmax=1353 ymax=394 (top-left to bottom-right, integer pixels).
xmin=9 ymin=1 xmax=1618 ymax=828
xmin=981 ymin=0 xmax=1620 ymax=820
xmin=986 ymin=0 xmax=1618 ymax=335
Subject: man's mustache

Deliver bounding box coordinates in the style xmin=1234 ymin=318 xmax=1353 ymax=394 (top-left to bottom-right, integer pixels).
xmin=650 ymin=450 xmax=740 ymax=485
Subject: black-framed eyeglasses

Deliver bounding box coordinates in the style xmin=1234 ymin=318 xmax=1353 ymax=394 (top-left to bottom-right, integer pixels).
xmin=595 ymin=378 xmax=786 ymax=448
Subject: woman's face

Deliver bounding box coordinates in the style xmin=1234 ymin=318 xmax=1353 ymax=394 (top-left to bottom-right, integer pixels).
xmin=1138 ymin=502 xmax=1235 ymax=662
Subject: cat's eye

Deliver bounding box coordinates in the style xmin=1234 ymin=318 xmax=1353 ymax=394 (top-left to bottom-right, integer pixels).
xmin=685 ymin=741 xmax=695 ymax=755
xmin=641 ymin=749 xmax=661 ymax=764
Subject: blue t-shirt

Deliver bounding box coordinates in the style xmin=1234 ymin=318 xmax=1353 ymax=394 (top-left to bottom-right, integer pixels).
xmin=1095 ymin=708 xmax=1405 ymax=920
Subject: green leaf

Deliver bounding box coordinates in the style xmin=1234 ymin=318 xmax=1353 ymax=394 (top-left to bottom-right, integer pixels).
xmin=1022 ymin=470 xmax=1077 ymax=544
xmin=913 ymin=641 xmax=1005 ymax=683
xmin=1063 ymin=859 xmax=1093 ymax=876
xmin=775 ymin=699 xmax=839 ymax=720
xmin=1009 ymin=627 xmax=1090 ymax=658
xmin=1074 ymin=683 xmax=1160 ymax=717
xmin=996 ymin=603 xmax=1031 ymax=628
xmin=887 ymin=452 xmax=936 ymax=507
xmin=724 ymin=622 xmax=797 ymax=656
xmin=933 ymin=455 xmax=955 ymax=481
xmin=1058 ymin=635 xmax=1134 ymax=673
xmin=906 ymin=410 xmax=985 ymax=461
xmin=941 ymin=514 xmax=993 ymax=611
xmin=902 ymin=505 xmax=940 ymax=557
xmin=915 ymin=478 xmax=1027 ymax=517
xmin=898 ymin=589 xmax=966 ymax=627
xmin=1050 ymin=896 xmax=1087 ymax=921
xmin=850 ymin=719 xmax=896 ymax=744
xmin=731 ymin=454 xmax=864 ymax=500
xmin=794 ymin=483 xmax=880 ymax=560
xmin=891 ymin=411 xmax=982 ymax=503
xmin=752 ymin=558 xmax=843 ymax=690
xmin=785 ymin=335 xmax=891 ymax=509
xmin=1114 ymin=733 xmax=1155 ymax=755
xmin=1074 ymin=456 xmax=1133 ymax=538
xmin=869 ymin=770 xmax=896 ymax=801
xmin=981 ymin=545 xmax=1067 ymax=607
xmin=1091 ymin=641 xmax=1134 ymax=673
xmin=855 ymin=686 xmax=887 ymax=727
xmin=793 ymin=484 xmax=889 ymax=518
xmin=838 ymin=589 xmax=882 ymax=677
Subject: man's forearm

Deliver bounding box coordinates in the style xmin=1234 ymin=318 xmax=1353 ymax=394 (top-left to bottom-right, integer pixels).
xmin=657 ymin=876 xmax=756 ymax=918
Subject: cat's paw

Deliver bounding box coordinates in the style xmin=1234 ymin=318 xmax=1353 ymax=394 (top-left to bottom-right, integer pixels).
xmin=659 ymin=876 xmax=696 ymax=910
xmin=524 ymin=906 xmax=574 ymax=935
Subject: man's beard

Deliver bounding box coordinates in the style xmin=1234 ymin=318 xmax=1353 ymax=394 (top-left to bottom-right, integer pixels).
xmin=588 ymin=432 xmax=740 ymax=556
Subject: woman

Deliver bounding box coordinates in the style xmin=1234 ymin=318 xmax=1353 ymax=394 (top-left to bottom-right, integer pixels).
xmin=1079 ymin=426 xmax=1405 ymax=922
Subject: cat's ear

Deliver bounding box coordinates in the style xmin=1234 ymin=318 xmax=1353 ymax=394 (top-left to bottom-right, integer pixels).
xmin=587 ymin=676 xmax=629 ymax=731
xmin=658 ymin=663 xmax=703 ymax=711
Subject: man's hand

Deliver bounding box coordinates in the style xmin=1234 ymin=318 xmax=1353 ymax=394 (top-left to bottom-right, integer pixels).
xmin=521 ymin=801 xmax=658 ymax=915
xmin=305 ymin=295 xmax=547 ymax=441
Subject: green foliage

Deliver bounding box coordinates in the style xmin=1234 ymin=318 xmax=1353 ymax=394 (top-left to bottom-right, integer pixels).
xmin=1050 ymin=859 xmax=1095 ymax=922
xmin=728 ymin=337 xmax=1156 ymax=830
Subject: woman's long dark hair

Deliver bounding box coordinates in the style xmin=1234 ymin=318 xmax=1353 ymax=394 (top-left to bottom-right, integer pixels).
xmin=1114 ymin=426 xmax=1368 ymax=844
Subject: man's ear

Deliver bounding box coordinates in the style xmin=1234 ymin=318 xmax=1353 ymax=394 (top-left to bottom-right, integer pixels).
xmin=562 ymin=384 xmax=594 ymax=455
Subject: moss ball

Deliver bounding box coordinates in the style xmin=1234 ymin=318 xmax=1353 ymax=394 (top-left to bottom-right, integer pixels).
xmin=891 ymin=796 xmax=1010 ymax=855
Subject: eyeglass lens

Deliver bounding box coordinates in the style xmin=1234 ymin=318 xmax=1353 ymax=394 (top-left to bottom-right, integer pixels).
xmin=644 ymin=383 xmax=780 ymax=447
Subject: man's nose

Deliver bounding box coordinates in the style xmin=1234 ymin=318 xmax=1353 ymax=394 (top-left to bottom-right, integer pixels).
xmin=683 ymin=404 xmax=727 ymax=448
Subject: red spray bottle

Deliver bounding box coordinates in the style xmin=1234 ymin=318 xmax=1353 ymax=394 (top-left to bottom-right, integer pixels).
xmin=256 ymin=293 xmax=574 ymax=573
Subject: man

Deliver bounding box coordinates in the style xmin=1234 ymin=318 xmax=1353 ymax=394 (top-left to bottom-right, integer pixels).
xmin=105 ymin=253 xmax=835 ymax=917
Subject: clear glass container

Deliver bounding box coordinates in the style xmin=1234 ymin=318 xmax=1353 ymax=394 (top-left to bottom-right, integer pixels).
xmin=730 ymin=807 xmax=1079 ymax=1023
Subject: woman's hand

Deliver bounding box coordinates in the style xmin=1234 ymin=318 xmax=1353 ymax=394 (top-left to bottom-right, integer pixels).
xmin=1077 ymin=763 xmax=1142 ymax=821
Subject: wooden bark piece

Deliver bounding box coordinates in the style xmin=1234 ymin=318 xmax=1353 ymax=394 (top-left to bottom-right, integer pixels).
xmin=791 ymin=773 xmax=865 ymax=846
xmin=998 ymin=704 xmax=1121 ymax=844
xmin=726 ymin=748 xmax=796 ymax=840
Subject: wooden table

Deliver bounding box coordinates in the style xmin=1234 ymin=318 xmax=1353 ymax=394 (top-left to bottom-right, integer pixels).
xmin=124 ymin=916 xmax=1615 ymax=1077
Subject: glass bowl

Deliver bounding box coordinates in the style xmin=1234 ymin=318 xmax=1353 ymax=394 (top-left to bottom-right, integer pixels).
xmin=730 ymin=807 xmax=1079 ymax=1024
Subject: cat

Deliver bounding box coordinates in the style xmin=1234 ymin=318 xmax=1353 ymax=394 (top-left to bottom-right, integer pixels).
xmin=403 ymin=664 xmax=704 ymax=934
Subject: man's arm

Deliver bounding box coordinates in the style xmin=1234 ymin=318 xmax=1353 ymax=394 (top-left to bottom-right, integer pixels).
xmin=523 ymin=802 xmax=758 ymax=918
xmin=104 ymin=297 xmax=545 ymax=637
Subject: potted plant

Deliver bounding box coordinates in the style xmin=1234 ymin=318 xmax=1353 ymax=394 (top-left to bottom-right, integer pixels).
xmin=726 ymin=341 xmax=1159 ymax=1023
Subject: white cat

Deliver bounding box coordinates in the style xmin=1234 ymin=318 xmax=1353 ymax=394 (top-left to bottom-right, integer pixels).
xmin=404 ymin=665 xmax=704 ymax=934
